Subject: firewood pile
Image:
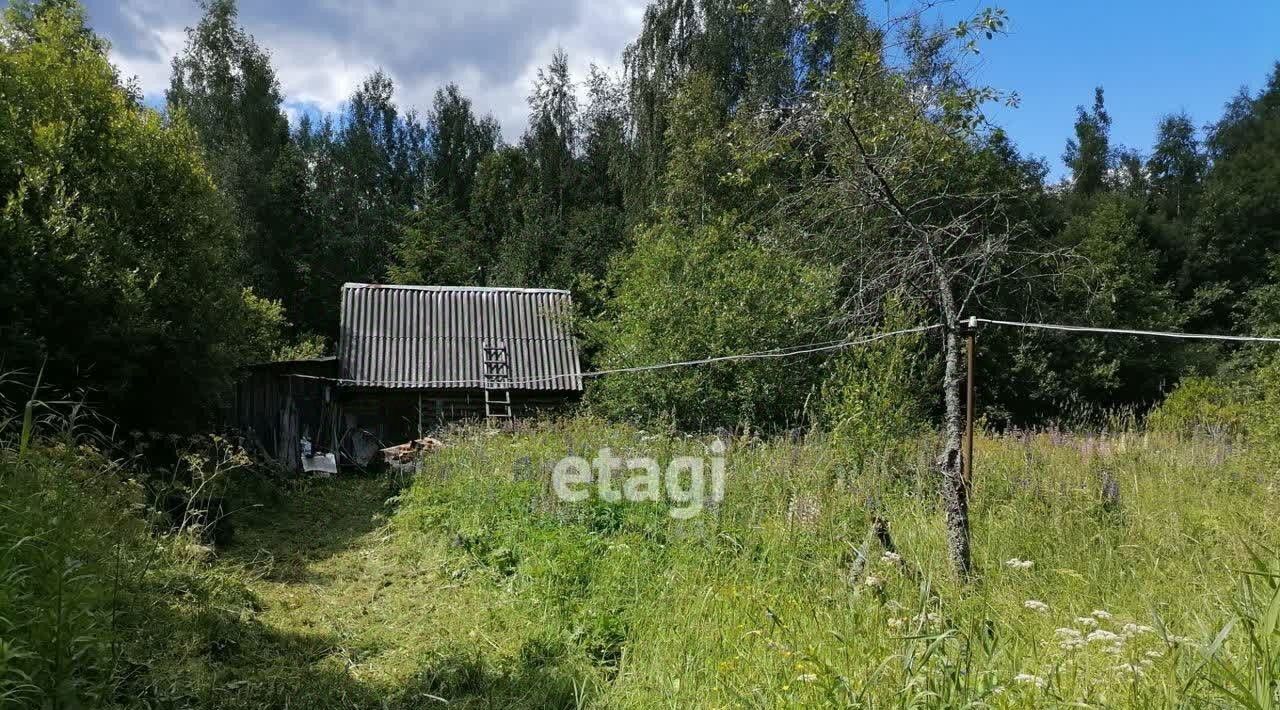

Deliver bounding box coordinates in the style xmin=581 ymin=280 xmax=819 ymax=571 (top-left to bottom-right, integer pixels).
xmin=379 ymin=437 xmax=445 ymax=470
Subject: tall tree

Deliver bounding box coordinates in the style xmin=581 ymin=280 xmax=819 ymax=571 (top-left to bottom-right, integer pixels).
xmin=1138 ymin=112 xmax=1206 ymax=299
xmin=387 ymin=184 xmax=480 ymax=286
xmin=1064 ymin=87 xmax=1112 ymax=197
xmin=286 ymin=72 xmax=429 ymax=336
xmin=622 ymin=0 xmax=810 ymax=214
xmin=1054 ymin=196 xmax=1184 ymax=405
xmin=565 ymin=67 xmax=630 ymax=282
xmin=493 ymin=49 xmax=579 ymax=287
xmin=426 ymin=83 xmax=499 ymax=214
xmin=1115 ymin=147 xmax=1147 ymax=199
xmin=1148 ymin=113 xmax=1206 ymax=220
xmin=167 ymin=0 xmax=293 ymax=301
xmin=526 ymin=49 xmax=578 ymax=223
xmin=1192 ymin=66 xmax=1280 ymax=329
xmin=471 ymin=146 xmax=532 ymax=284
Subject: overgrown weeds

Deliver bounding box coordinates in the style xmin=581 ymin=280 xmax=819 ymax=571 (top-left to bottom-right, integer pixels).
xmin=1 ymin=408 xmax=1278 ymax=707
xmin=364 ymin=418 xmax=1279 ymax=706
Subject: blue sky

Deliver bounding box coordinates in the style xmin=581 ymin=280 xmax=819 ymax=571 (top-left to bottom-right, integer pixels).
xmin=49 ymin=1 xmax=1280 ymax=180
xmin=972 ymin=0 xmax=1280 ymax=176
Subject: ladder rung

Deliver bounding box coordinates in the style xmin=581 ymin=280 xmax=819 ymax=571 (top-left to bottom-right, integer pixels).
xmin=483 ymin=340 xmax=513 ymax=420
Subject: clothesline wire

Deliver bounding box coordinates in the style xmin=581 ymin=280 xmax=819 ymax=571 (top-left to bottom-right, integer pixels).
xmin=284 ymin=324 xmax=944 ymax=389
xmin=281 ymin=318 xmax=1280 ymax=390
xmin=976 ymin=318 xmax=1280 ymax=344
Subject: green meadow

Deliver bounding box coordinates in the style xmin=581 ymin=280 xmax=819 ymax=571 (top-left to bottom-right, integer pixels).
xmin=5 ymin=419 xmax=1278 ymax=708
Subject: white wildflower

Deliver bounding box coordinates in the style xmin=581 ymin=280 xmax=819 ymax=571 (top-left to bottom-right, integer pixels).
xmin=1121 ymin=623 xmax=1154 ymax=636
xmin=1055 ymin=627 xmax=1085 ymax=650
xmin=796 ymin=673 xmax=818 ymax=683
xmin=1113 ymin=663 xmax=1145 ymax=677
xmin=881 ymin=551 xmax=902 ymax=564
xmin=1014 ymin=673 xmax=1047 ymax=689
xmin=1087 ymin=629 xmax=1122 ymax=644
xmin=1023 ymin=600 xmax=1050 ymax=613
xmin=1091 ymin=609 xmax=1113 ymax=621
xmin=887 ymin=617 xmax=905 ymax=630
xmin=1102 ymin=644 xmax=1125 ymax=655
xmin=1005 ymin=557 xmax=1034 ymax=570
xmin=1144 ymin=649 xmax=1163 ymax=659
xmin=863 ymin=575 xmax=883 ymax=590
xmin=1075 ymin=616 xmax=1099 ymax=629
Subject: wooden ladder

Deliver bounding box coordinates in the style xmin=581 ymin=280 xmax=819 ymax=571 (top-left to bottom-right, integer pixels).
xmin=482 ymin=340 xmax=512 ymax=420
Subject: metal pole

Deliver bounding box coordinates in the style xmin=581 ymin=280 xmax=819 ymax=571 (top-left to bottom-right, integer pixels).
xmin=963 ymin=315 xmax=977 ymax=491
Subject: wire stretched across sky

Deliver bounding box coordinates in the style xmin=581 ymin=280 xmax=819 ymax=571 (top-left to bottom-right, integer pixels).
xmin=581 ymin=324 xmax=944 ymax=380
xmin=285 ymin=324 xmax=944 ymax=389
xmin=282 ymin=318 xmax=1280 ymax=389
xmin=976 ymin=318 xmax=1280 ymax=344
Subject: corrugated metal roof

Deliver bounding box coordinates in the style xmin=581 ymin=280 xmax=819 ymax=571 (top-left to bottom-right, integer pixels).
xmin=338 ymin=283 xmax=583 ymax=390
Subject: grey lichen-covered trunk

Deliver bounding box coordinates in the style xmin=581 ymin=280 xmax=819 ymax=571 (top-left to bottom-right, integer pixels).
xmin=938 ymin=324 xmax=973 ymax=579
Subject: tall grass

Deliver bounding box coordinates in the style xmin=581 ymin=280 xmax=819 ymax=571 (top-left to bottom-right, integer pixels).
xmin=1 ymin=443 xmax=139 ymax=705
xmin=382 ymin=418 xmax=1280 ymax=707
xmin=0 ymin=380 xmax=267 ymax=708
xmin=1 ymin=401 xmax=1277 ymax=707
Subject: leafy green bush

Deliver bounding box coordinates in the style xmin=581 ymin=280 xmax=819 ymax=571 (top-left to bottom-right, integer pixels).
xmin=589 ymin=216 xmax=838 ymax=430
xmin=1147 ymin=376 xmax=1250 ymax=439
xmin=818 ymin=300 xmax=932 ymax=470
xmin=1247 ymin=355 xmax=1280 ymax=466
xmin=0 ymin=2 xmax=282 ymax=430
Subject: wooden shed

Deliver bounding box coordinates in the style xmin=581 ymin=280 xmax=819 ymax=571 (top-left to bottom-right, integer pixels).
xmin=233 ymin=357 xmax=339 ymax=471
xmin=234 ymin=283 xmax=583 ymax=469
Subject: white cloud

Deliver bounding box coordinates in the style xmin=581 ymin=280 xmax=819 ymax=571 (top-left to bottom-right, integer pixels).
xmin=87 ymin=0 xmax=648 ymax=140
xmin=104 ymin=19 xmax=185 ymax=99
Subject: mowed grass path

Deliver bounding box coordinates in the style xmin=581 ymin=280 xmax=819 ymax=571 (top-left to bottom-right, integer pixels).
xmin=220 ymin=476 xmax=588 ymax=708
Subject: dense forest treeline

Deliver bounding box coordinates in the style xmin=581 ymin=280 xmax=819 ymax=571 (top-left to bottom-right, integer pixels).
xmin=3 ymin=0 xmax=1279 ymax=433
